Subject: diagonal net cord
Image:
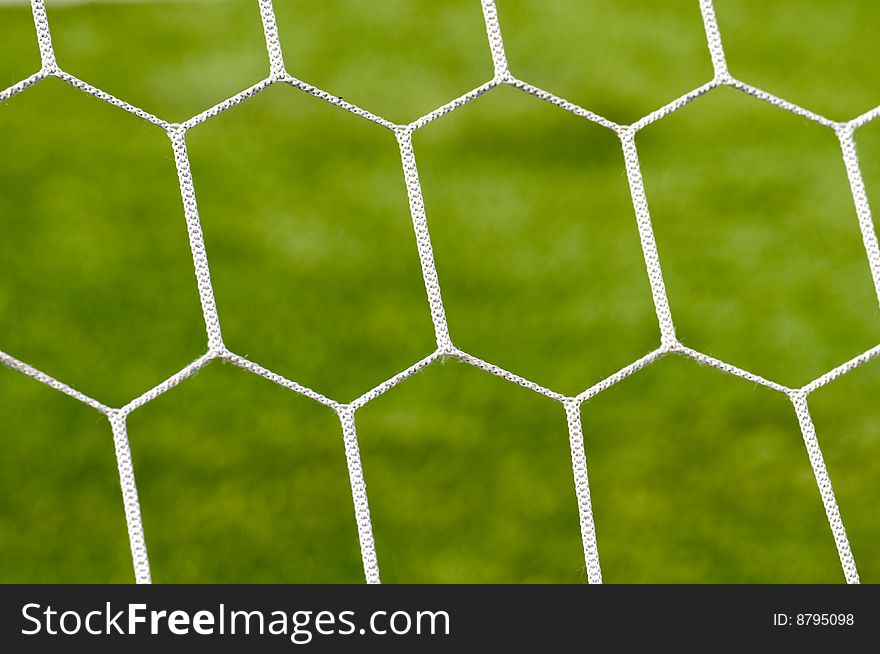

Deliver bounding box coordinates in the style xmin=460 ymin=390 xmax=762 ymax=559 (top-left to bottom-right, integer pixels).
xmin=2 ymin=0 xmax=879 ymax=584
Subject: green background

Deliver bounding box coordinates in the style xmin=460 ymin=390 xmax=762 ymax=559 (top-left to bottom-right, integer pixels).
xmin=1 ymin=0 xmax=879 ymax=583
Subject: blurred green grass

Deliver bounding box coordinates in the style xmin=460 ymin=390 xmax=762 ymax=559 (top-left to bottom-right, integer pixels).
xmin=1 ymin=0 xmax=879 ymax=583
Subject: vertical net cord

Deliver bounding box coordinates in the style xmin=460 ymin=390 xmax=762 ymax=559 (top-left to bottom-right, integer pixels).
xmin=619 ymin=132 xmax=677 ymax=347
xmin=30 ymin=0 xmax=56 ymax=73
xmin=480 ymin=0 xmax=509 ymax=81
xmin=837 ymin=126 xmax=880 ymax=307
xmin=698 ymin=0 xmax=729 ymax=81
xmin=2 ymin=0 xmax=878 ymax=584
xmin=790 ymin=394 xmax=859 ymax=584
xmin=338 ymin=407 xmax=381 ymax=584
xmin=258 ymin=0 xmax=286 ymax=79
xmin=109 ymin=412 xmax=152 ymax=584
xmin=169 ymin=128 xmax=226 ymax=354
xmin=396 ymin=130 xmax=453 ymax=352
xmin=564 ymin=401 xmax=602 ymax=584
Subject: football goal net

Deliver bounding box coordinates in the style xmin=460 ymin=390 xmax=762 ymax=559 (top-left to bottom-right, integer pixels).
xmin=2 ymin=0 xmax=878 ymax=585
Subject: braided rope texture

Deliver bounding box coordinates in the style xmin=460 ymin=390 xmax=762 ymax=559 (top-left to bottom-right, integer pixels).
xmin=2 ymin=0 xmax=879 ymax=585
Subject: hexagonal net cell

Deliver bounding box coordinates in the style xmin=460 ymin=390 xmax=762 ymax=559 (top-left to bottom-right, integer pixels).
xmin=46 ymin=0 xmax=270 ymax=121
xmin=0 ymin=79 xmax=205 ymax=407
xmin=637 ymin=88 xmax=880 ymax=388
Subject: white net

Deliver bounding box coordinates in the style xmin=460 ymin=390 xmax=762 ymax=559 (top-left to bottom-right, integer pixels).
xmin=2 ymin=0 xmax=879 ymax=585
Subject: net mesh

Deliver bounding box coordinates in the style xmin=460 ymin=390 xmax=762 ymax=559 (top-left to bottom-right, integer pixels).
xmin=2 ymin=0 xmax=878 ymax=585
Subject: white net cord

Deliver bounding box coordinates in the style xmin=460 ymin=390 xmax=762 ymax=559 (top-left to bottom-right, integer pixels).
xmin=2 ymin=0 xmax=878 ymax=585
